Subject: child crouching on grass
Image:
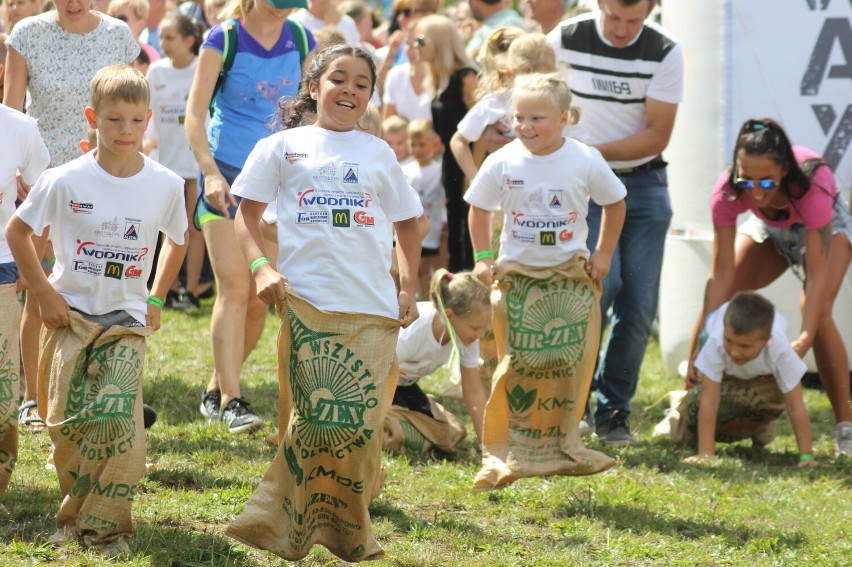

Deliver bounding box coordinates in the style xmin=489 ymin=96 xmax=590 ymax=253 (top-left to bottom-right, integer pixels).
xmin=6 ymin=64 xmax=188 ymax=557
xmin=465 ymin=73 xmax=626 ymax=490
xmin=660 ymin=291 xmax=816 ymax=467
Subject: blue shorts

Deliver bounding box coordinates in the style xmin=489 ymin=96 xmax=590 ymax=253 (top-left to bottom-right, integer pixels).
xmin=0 ymin=261 xmax=18 ymax=285
xmin=194 ymin=159 xmax=243 ymax=229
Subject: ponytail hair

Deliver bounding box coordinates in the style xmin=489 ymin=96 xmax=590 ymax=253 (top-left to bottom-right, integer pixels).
xmin=429 ymin=269 xmax=491 ymax=316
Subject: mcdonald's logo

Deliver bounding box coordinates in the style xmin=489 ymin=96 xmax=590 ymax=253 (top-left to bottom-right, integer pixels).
xmin=540 ymin=231 xmax=556 ymax=246
xmin=332 ymin=209 xmax=350 ymax=227
xmin=104 ymin=261 xmax=124 ymax=279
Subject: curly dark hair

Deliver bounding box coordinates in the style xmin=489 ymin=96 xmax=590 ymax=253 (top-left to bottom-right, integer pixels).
xmin=278 ymin=44 xmax=377 ymax=131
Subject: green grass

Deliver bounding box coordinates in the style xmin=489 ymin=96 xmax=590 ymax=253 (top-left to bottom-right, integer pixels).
xmin=2 ymin=300 xmax=850 ymax=566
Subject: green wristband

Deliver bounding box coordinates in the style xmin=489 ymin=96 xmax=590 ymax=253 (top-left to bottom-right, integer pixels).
xmin=146 ymin=296 xmax=165 ymax=309
xmin=799 ymin=453 xmax=814 ymax=461
xmin=474 ymin=250 xmax=494 ymax=262
xmin=250 ymin=256 xmax=270 ymax=273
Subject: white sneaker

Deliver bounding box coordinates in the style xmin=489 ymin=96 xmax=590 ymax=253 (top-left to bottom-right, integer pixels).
xmin=832 ymin=421 xmax=852 ymax=457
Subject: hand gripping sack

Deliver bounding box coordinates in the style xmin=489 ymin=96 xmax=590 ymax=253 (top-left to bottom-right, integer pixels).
xmin=474 ymin=257 xmax=616 ymax=490
xmin=227 ymin=292 xmax=399 ymax=562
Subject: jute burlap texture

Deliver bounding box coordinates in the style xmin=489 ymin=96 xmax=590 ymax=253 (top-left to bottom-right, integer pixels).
xmin=669 ymin=375 xmax=786 ymax=445
xmin=474 ymin=257 xmax=616 ymax=491
xmin=227 ymin=292 xmax=399 ymax=562
xmin=39 ymin=311 xmax=150 ymax=546
xmin=383 ymin=397 xmax=467 ymax=454
xmin=0 ymin=283 xmax=22 ymax=497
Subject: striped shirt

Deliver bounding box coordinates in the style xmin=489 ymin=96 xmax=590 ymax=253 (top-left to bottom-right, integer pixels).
xmin=547 ymin=12 xmax=684 ymax=169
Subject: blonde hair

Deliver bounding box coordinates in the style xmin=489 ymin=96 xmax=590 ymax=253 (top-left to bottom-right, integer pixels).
xmin=357 ymin=103 xmax=382 ymax=136
xmin=407 ymin=118 xmax=437 ymax=140
xmin=381 ymin=114 xmax=409 ymax=136
xmin=412 ymin=14 xmax=474 ymax=99
xmin=512 ymin=73 xmax=580 ymax=125
xmin=429 ymin=269 xmax=491 ymax=316
xmin=107 ymin=0 xmax=149 ymax=20
xmin=475 ymin=26 xmax=524 ymax=99
xmin=224 ymin=0 xmax=255 ymax=19
xmin=506 ymin=33 xmax=556 ymax=76
xmin=90 ymin=64 xmax=150 ymax=111
xmin=312 ymin=26 xmax=347 ymax=52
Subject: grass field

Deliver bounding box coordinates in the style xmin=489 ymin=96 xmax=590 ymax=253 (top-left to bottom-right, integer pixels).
xmin=1 ymin=300 xmax=850 ymax=566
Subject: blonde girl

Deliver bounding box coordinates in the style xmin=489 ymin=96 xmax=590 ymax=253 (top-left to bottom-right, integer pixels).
xmin=450 ymin=31 xmax=556 ymax=181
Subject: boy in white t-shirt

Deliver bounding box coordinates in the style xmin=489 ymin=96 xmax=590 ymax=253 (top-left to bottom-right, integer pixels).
xmin=677 ymin=291 xmax=816 ymax=467
xmin=381 ymin=114 xmax=414 ymax=165
xmin=401 ymin=119 xmax=444 ymax=298
xmin=6 ymin=64 xmax=187 ymax=556
xmin=0 ymin=104 xmax=51 ymax=499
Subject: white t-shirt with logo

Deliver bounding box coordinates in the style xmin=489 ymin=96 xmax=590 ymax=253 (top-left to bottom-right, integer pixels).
xmin=402 ymin=159 xmax=444 ymax=250
xmin=694 ymin=303 xmax=806 ymax=394
xmin=146 ymin=57 xmax=199 ymax=179
xmin=397 ymin=302 xmax=480 ymax=387
xmin=1 ymin=105 xmax=51 ymax=263
xmin=231 ymin=125 xmax=423 ymax=318
xmin=16 ymin=153 xmax=187 ymax=323
xmin=464 ymin=137 xmax=625 ymax=267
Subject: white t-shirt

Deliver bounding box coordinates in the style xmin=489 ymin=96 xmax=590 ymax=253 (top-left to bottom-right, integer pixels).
xmin=694 ymin=303 xmax=806 ymax=394
xmin=402 ymin=159 xmax=444 ymax=249
xmin=465 ymin=137 xmax=625 ymax=267
xmin=289 ymin=9 xmax=361 ymax=47
xmin=382 ymin=63 xmax=432 ymax=122
xmin=7 ymin=12 xmax=140 ymax=165
xmin=146 ymin=57 xmax=199 ymax=179
xmin=456 ymin=89 xmax=589 ymax=144
xmin=548 ymin=12 xmax=684 ymax=169
xmin=0 ymin=106 xmax=51 ymax=263
xmin=231 ymin=125 xmax=423 ymax=318
xmin=16 ymin=153 xmax=187 ymax=323
xmin=397 ymin=302 xmax=480 ymax=387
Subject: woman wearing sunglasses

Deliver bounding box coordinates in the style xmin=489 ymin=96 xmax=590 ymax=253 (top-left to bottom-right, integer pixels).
xmin=685 ymin=117 xmax=852 ymax=456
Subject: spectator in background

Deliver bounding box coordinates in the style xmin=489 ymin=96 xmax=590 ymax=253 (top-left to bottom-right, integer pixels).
xmin=108 ymin=0 xmax=161 ymax=63
xmin=140 ymin=0 xmax=166 ymax=54
xmin=526 ymin=0 xmax=591 ymax=34
xmin=178 ymin=0 xmax=210 ymax=28
xmin=2 ymin=0 xmax=43 ymax=33
xmin=338 ymin=0 xmax=375 ymax=55
xmin=465 ymin=0 xmax=524 ymax=57
xmin=290 ymin=0 xmax=360 ymax=46
xmin=203 ymin=0 xmax=227 ymax=27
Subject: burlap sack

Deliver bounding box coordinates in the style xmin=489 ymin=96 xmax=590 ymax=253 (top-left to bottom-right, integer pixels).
xmin=0 ymin=283 xmax=22 ymax=497
xmin=474 ymin=257 xmax=616 ymax=491
xmin=227 ymin=292 xmax=399 ymax=562
xmin=383 ymin=397 xmax=467 ymax=453
xmin=38 ymin=311 xmax=150 ymax=547
xmin=669 ymin=375 xmax=786 ymax=445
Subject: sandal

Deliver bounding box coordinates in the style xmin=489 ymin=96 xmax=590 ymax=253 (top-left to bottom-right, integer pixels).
xmin=19 ymin=400 xmax=45 ymax=431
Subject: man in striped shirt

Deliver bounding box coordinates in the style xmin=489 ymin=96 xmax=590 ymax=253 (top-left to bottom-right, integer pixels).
xmin=547 ymin=0 xmax=684 ymax=446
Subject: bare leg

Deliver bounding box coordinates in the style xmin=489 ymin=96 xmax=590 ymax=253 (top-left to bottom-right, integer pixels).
xmin=183 ymin=179 xmax=206 ymax=298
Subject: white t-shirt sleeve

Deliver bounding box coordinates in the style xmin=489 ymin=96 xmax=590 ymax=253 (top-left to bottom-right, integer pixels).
xmin=382 ymin=66 xmax=404 ymax=107
xmin=21 ymin=123 xmax=51 ymax=185
xmin=464 ymin=153 xmax=504 ymax=211
xmin=456 ymin=95 xmax=494 ymax=142
xmin=15 ymin=171 xmax=60 ymax=237
xmin=460 ymin=339 xmax=480 ymax=369
xmin=160 ymin=176 xmax=189 ymax=245
xmin=646 ymin=42 xmax=684 ymax=104
xmin=587 ymin=149 xmax=627 ymax=206
xmin=693 ymin=334 xmax=726 ymax=383
xmin=770 ymin=346 xmax=807 ymax=394
xmin=231 ymin=136 xmax=283 ymax=204
xmin=375 ymin=147 xmax=423 ymax=223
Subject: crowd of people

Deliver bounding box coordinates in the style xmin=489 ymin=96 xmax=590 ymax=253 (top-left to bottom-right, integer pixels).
xmin=1 ymin=0 xmax=850 ymax=561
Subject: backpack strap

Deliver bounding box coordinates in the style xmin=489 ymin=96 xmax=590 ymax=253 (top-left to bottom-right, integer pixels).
xmin=286 ymin=19 xmax=309 ymax=68
xmin=209 ymin=18 xmax=239 ymax=118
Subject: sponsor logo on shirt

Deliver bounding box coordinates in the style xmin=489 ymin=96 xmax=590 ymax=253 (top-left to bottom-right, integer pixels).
xmin=286 ymin=152 xmax=309 ymax=164
xmin=559 ymin=230 xmax=574 ymax=241
xmin=332 ymin=209 xmax=350 ymax=227
xmin=95 ymin=217 xmax=120 ymax=238
xmin=125 ymin=265 xmax=143 ymax=279
xmin=314 ymin=163 xmax=337 ymax=182
xmin=297 ymin=189 xmax=372 ymax=208
xmin=124 ymin=222 xmax=140 ymax=240
xmin=342 ymin=165 xmax=358 ymax=184
xmin=505 ymin=178 xmax=524 ymax=190
xmin=296 ymin=211 xmax=330 ymax=224
xmin=104 ymin=261 xmax=124 ymax=280
xmin=76 ymin=240 xmax=149 ymax=262
xmin=72 ymin=260 xmax=102 ymax=276
xmin=526 ymin=190 xmax=543 ymax=206
xmin=354 ymin=211 xmax=374 ymax=227
xmin=511 ymin=230 xmax=536 ymax=243
xmin=511 ymin=211 xmax=572 ymax=229
xmin=0 ymin=192 xmax=4 ymax=205
xmin=70 ymin=201 xmax=94 ymax=214
xmin=548 ymin=191 xmax=562 ymax=209
xmin=540 ymin=231 xmax=556 ymax=246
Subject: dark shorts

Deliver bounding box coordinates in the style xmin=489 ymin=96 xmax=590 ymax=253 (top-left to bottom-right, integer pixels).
xmin=0 ymin=261 xmax=17 ymax=285
xmin=421 ymin=247 xmax=439 ymax=257
xmin=392 ymin=383 xmax=434 ymax=418
xmin=194 ymin=159 xmax=243 ymax=229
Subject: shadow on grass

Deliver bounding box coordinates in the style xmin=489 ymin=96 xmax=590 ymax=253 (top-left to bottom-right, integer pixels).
xmin=134 ymin=521 xmax=254 ymax=567
xmin=144 ymin=467 xmax=256 ymax=493
xmin=369 ymin=499 xmax=484 ymax=538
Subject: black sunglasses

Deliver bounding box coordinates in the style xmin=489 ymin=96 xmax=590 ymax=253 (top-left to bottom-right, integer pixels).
xmin=115 ymin=14 xmax=128 ymax=22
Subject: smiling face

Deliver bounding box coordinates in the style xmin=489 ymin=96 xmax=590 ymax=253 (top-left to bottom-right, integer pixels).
xmin=309 ymin=54 xmax=374 ymax=132
xmin=735 ymin=150 xmax=787 ymax=208
xmin=598 ymin=0 xmax=652 ymax=48
xmin=85 ymin=97 xmax=151 ymax=159
xmin=512 ymin=93 xmax=567 ymax=156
